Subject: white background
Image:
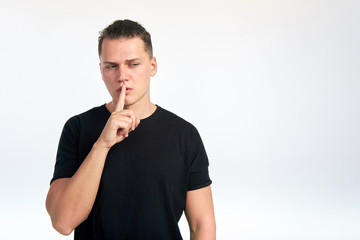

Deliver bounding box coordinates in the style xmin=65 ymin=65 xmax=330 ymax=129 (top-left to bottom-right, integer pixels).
xmin=0 ymin=0 xmax=359 ymax=239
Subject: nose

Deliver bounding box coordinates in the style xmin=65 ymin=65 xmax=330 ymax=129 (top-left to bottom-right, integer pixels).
xmin=118 ymin=64 xmax=128 ymax=82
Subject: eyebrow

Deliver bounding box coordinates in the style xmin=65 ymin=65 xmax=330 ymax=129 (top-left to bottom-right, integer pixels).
xmin=102 ymin=58 xmax=142 ymax=65
xmin=102 ymin=61 xmax=118 ymax=65
xmin=125 ymin=58 xmax=141 ymax=63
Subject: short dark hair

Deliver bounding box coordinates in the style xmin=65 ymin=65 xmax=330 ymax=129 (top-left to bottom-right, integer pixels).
xmin=98 ymin=19 xmax=153 ymax=58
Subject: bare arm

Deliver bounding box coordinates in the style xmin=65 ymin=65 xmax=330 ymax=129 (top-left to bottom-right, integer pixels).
xmin=185 ymin=185 xmax=216 ymax=240
xmin=45 ymin=86 xmax=139 ymax=235
xmin=46 ymin=144 xmax=109 ymax=235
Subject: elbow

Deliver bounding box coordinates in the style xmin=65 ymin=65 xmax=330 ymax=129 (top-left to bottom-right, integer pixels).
xmin=190 ymin=220 xmax=216 ymax=240
xmin=56 ymin=227 xmax=73 ymax=236
xmin=51 ymin=216 xmax=75 ymax=236
xmin=49 ymin=209 xmax=90 ymax=236
xmin=46 ymin=204 xmax=74 ymax=235
xmin=47 ymin=204 xmax=90 ymax=236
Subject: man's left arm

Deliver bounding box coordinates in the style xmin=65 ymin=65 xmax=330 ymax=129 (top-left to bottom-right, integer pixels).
xmin=185 ymin=185 xmax=216 ymax=240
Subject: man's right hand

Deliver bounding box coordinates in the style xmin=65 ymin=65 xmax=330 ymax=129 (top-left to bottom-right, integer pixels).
xmin=97 ymin=86 xmax=140 ymax=149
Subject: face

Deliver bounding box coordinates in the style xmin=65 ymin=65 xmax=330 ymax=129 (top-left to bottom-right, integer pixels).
xmin=99 ymin=37 xmax=157 ymax=108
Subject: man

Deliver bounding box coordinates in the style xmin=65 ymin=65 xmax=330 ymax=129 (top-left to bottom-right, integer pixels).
xmin=46 ymin=19 xmax=216 ymax=240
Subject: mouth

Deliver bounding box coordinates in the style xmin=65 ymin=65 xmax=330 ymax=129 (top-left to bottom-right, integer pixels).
xmin=117 ymin=86 xmax=132 ymax=94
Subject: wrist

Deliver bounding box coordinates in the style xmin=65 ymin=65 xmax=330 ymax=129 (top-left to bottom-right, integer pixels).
xmin=93 ymin=140 xmax=111 ymax=153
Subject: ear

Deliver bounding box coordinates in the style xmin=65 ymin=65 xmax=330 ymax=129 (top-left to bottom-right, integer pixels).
xmin=99 ymin=62 xmax=106 ymax=82
xmin=99 ymin=62 xmax=104 ymax=78
xmin=150 ymin=57 xmax=157 ymax=77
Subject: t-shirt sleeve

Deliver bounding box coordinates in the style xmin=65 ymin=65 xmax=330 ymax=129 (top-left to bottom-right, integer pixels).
xmin=187 ymin=127 xmax=212 ymax=191
xmin=50 ymin=116 xmax=80 ymax=184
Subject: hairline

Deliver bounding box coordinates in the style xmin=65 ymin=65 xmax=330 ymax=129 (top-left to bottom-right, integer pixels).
xmin=99 ymin=36 xmax=153 ymax=59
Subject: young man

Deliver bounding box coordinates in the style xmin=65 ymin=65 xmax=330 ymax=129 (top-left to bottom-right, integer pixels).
xmin=46 ymin=19 xmax=216 ymax=240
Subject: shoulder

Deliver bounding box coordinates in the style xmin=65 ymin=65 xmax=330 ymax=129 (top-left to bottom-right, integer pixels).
xmin=157 ymin=106 xmax=197 ymax=131
xmin=66 ymin=105 xmax=108 ymax=123
xmin=63 ymin=105 xmax=109 ymax=130
xmin=156 ymin=106 xmax=202 ymax=140
xmin=77 ymin=104 xmax=109 ymax=120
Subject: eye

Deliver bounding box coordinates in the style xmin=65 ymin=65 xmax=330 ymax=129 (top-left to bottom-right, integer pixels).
xmin=129 ymin=63 xmax=139 ymax=67
xmin=104 ymin=65 xmax=118 ymax=71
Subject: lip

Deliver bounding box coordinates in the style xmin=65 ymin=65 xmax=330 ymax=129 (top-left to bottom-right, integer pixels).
xmin=117 ymin=86 xmax=132 ymax=93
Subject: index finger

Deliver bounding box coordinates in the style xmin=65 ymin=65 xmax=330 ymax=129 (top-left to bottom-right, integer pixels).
xmin=115 ymin=86 xmax=126 ymax=111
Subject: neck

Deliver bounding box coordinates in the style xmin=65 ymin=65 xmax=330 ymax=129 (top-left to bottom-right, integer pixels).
xmin=126 ymin=102 xmax=157 ymax=120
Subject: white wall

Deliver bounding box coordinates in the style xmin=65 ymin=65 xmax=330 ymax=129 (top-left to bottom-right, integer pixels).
xmin=0 ymin=0 xmax=359 ymax=239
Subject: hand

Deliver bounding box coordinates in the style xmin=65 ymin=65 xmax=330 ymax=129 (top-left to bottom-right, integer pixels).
xmin=97 ymin=86 xmax=140 ymax=149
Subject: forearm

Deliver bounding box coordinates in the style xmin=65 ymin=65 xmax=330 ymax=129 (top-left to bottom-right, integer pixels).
xmin=46 ymin=142 xmax=109 ymax=235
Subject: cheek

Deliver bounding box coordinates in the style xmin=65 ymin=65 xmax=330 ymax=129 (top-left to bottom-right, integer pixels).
xmin=133 ymin=70 xmax=148 ymax=82
xmin=102 ymin=76 xmax=117 ymax=93
xmin=102 ymin=73 xmax=117 ymax=85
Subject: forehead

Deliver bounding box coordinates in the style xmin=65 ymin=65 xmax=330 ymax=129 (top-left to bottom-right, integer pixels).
xmin=100 ymin=37 xmax=148 ymax=61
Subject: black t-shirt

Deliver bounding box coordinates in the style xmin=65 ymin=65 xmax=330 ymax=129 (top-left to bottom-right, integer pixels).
xmin=51 ymin=105 xmax=212 ymax=240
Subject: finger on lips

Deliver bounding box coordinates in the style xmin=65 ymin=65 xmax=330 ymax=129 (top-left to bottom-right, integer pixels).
xmin=112 ymin=85 xmax=140 ymax=137
xmin=115 ymin=85 xmax=126 ymax=112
